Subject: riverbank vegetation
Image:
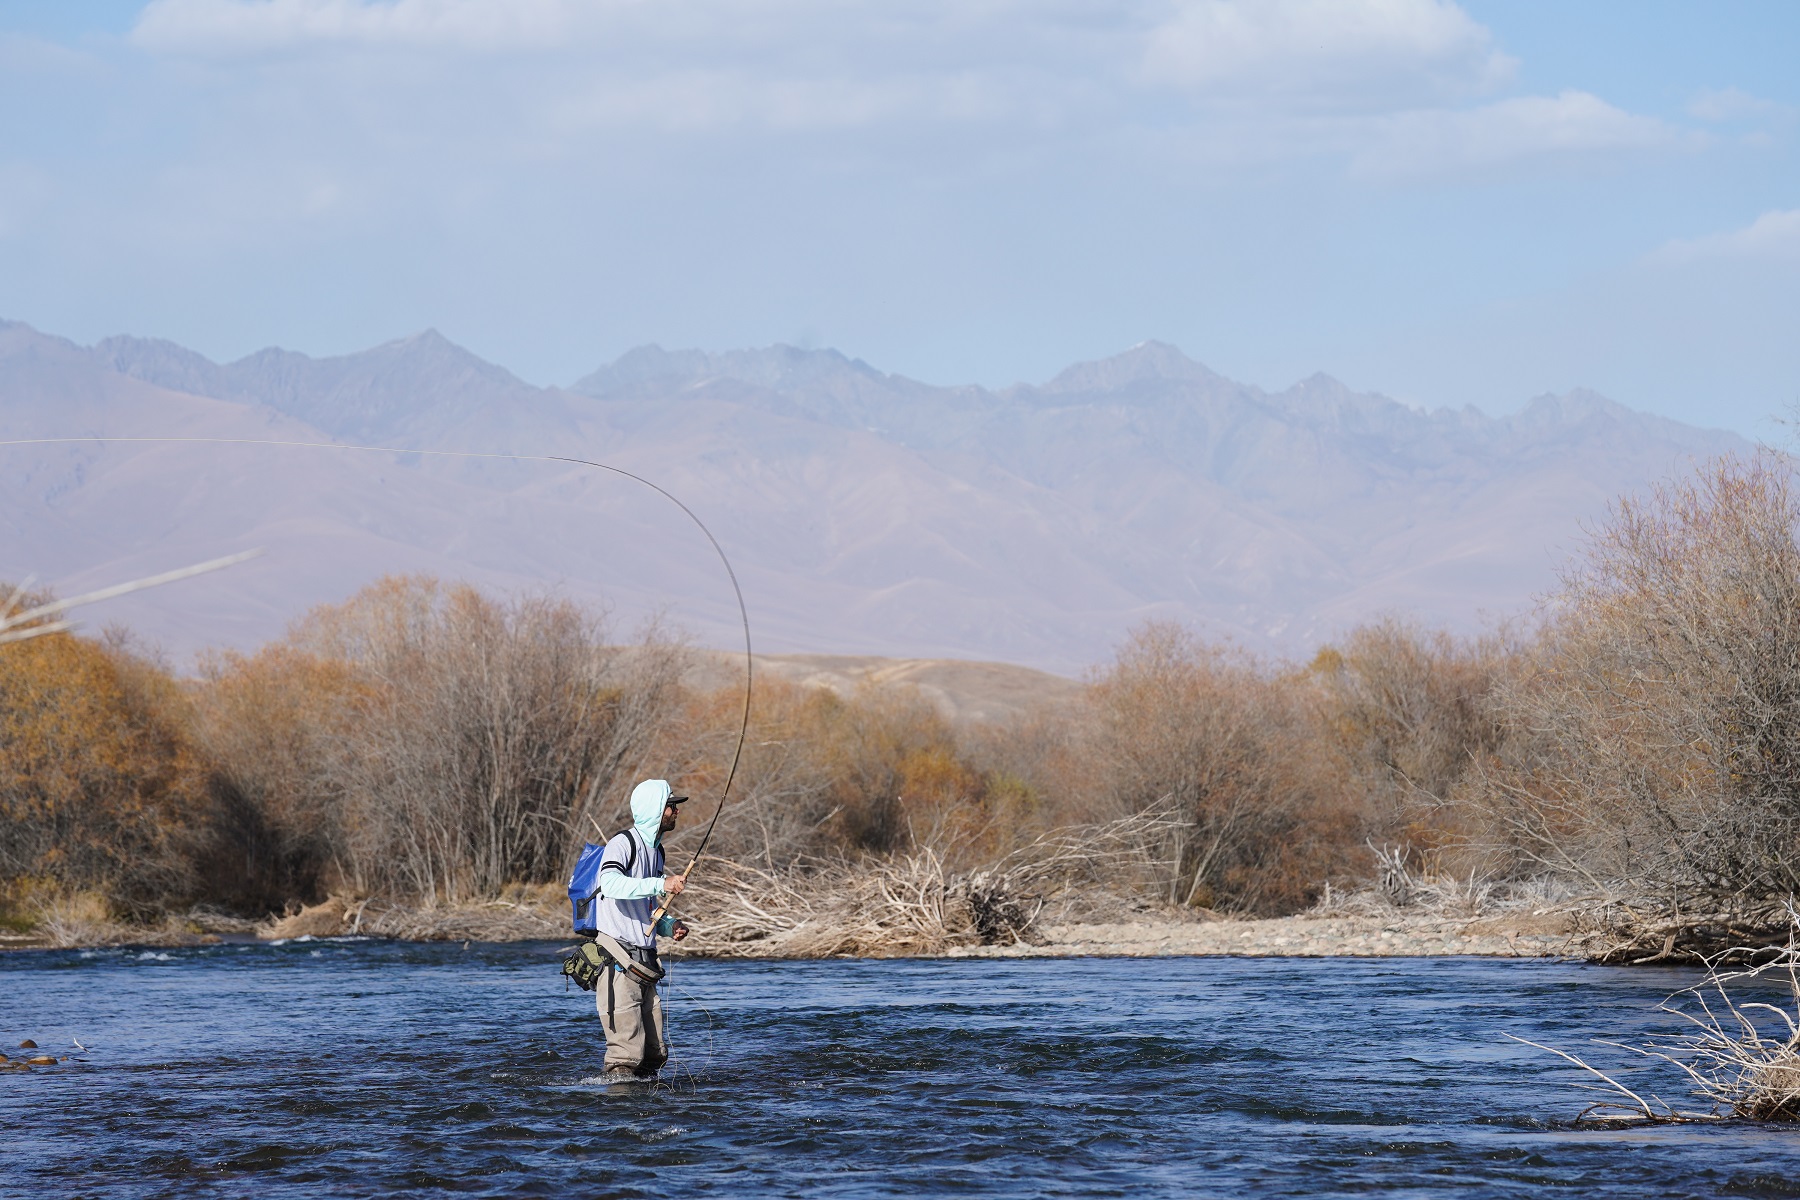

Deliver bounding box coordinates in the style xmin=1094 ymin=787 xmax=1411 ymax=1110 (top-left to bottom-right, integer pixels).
xmin=7 ymin=453 xmax=1800 ymax=959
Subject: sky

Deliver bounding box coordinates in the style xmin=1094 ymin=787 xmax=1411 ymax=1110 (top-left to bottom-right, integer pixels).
xmin=1 ymin=0 xmax=1795 ymax=436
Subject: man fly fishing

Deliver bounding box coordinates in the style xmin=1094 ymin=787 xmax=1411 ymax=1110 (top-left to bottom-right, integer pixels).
xmin=565 ymin=778 xmax=692 ymax=1082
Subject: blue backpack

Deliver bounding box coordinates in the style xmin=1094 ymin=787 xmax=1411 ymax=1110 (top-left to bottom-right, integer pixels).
xmin=567 ymin=833 xmax=637 ymax=933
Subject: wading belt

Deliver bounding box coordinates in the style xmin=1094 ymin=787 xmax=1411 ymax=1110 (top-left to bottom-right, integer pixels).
xmin=593 ymin=933 xmax=662 ymax=1023
xmin=588 ymin=929 xmax=665 ymax=985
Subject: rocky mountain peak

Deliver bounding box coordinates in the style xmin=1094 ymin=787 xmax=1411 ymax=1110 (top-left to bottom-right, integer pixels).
xmin=572 ymin=343 xmax=883 ymax=398
xmin=1038 ymin=340 xmax=1224 ymax=394
xmin=92 ymin=334 xmax=230 ymax=398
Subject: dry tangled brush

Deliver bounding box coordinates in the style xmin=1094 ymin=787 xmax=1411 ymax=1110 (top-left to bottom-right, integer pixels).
xmin=1564 ymin=899 xmax=1799 ymax=967
xmin=684 ymin=806 xmax=1184 ymax=958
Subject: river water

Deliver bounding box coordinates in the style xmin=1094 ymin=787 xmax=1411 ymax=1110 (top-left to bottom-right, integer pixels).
xmin=4 ymin=941 xmax=1798 ymax=1197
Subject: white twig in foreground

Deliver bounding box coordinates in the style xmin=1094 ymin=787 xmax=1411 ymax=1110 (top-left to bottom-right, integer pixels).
xmin=0 ymin=550 xmax=260 ymax=645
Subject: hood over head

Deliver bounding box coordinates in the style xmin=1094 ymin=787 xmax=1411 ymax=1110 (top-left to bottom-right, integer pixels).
xmin=629 ymin=778 xmax=686 ymax=844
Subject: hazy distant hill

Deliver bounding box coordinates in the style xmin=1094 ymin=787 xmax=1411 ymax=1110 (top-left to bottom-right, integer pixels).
xmin=682 ymin=652 xmax=1082 ymax=725
xmin=0 ymin=319 xmax=1749 ymax=673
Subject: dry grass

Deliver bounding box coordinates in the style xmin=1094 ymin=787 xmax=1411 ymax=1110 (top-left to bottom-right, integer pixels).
xmin=1300 ymin=846 xmax=1800 ymax=967
xmin=28 ymin=890 xmax=125 ymax=948
xmin=1309 ymin=846 xmax=1593 ymax=925
xmin=1 ymin=888 xmax=264 ymax=949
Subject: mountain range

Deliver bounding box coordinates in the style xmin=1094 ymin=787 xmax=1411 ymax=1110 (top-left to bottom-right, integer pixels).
xmin=0 ymin=320 xmax=1749 ymax=674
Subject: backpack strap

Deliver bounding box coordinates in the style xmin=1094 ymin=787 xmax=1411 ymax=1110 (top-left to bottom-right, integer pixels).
xmin=598 ymin=829 xmax=639 ymax=878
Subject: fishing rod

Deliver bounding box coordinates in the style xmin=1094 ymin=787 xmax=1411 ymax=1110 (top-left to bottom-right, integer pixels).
xmin=0 ymin=436 xmax=756 ymax=922
xmin=644 ymin=663 xmax=751 ymax=934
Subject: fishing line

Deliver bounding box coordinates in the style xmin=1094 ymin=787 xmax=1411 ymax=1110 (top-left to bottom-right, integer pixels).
xmin=0 ymin=434 xmax=756 ymax=882
xmin=664 ymin=963 xmax=724 ymax=1090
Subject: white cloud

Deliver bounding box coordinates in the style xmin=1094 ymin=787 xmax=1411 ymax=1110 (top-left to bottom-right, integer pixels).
xmin=1142 ymin=0 xmax=1512 ymax=106
xmin=1687 ymin=86 xmax=1783 ymax=123
xmin=1352 ymin=90 xmax=1676 ymax=180
xmin=113 ymin=0 xmax=1688 ymax=196
xmin=125 ymin=0 xmax=1690 ymax=191
xmin=1655 ymin=209 xmax=1800 ymax=264
xmin=549 ymin=69 xmax=1026 ymax=135
xmin=130 ymin=0 xmax=1107 ymax=133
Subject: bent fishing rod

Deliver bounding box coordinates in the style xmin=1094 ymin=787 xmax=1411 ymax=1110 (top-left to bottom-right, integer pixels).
xmin=0 ymin=435 xmax=754 ymax=931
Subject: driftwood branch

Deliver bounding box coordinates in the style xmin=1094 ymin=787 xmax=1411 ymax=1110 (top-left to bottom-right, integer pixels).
xmin=1515 ymin=906 xmax=1800 ymax=1123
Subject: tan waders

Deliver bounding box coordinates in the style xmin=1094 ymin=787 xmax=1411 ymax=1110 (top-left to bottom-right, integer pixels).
xmin=600 ymin=964 xmax=666 ymax=1076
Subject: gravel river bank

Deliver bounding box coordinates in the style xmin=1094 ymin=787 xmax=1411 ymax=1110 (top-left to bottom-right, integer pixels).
xmin=954 ymin=912 xmax=1574 ymax=960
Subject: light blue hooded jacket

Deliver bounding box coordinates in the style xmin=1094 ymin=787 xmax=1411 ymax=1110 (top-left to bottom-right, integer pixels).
xmin=593 ymin=779 xmax=679 ymax=947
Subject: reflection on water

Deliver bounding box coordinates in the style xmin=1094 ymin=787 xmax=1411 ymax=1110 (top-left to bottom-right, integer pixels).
xmin=3 ymin=941 xmax=1798 ymax=1197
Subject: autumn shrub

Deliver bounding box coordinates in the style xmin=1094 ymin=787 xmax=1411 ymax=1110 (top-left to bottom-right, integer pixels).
xmin=199 ymin=575 xmax=689 ymax=904
xmin=682 ymin=678 xmax=995 ymax=870
xmin=42 ymin=441 xmax=1800 ymax=948
xmin=1469 ymin=453 xmax=1800 ymax=899
xmin=0 ymin=627 xmax=212 ymax=918
xmin=189 ymin=645 xmax=365 ymax=910
xmin=1072 ymin=622 xmax=1362 ymax=914
xmin=1308 ymin=618 xmax=1514 ymax=875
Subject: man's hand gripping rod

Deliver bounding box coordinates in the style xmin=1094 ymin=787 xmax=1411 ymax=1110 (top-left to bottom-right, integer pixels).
xmin=647 ymin=868 xmax=690 ymax=936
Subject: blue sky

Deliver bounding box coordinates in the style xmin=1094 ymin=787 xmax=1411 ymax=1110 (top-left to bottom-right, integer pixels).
xmin=1 ymin=0 xmax=1795 ymax=435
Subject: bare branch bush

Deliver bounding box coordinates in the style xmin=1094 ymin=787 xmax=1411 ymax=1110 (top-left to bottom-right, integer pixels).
xmin=189 ymin=646 xmax=363 ymax=911
xmin=1309 ymin=618 xmax=1516 ymax=879
xmin=1465 ymin=454 xmax=1800 ymax=923
xmin=1078 ymin=622 xmax=1363 ymax=914
xmin=199 ymin=575 xmax=688 ymax=905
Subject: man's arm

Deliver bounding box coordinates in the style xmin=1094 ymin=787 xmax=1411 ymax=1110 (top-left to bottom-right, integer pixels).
xmin=596 ymin=833 xmax=670 ymax=900
xmin=598 ymin=872 xmax=666 ymax=900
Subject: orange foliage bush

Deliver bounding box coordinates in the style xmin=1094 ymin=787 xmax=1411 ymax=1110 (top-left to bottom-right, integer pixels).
xmin=680 ymin=678 xmax=993 ymax=869
xmin=0 ymin=629 xmax=211 ymax=916
xmin=191 ymin=645 xmax=365 ymax=909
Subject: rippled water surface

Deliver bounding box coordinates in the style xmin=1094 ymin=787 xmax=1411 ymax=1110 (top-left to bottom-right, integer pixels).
xmin=5 ymin=941 xmax=1800 ymax=1197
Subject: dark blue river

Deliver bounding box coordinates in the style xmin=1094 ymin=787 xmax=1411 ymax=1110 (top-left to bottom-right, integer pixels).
xmin=4 ymin=942 xmax=1798 ymax=1197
